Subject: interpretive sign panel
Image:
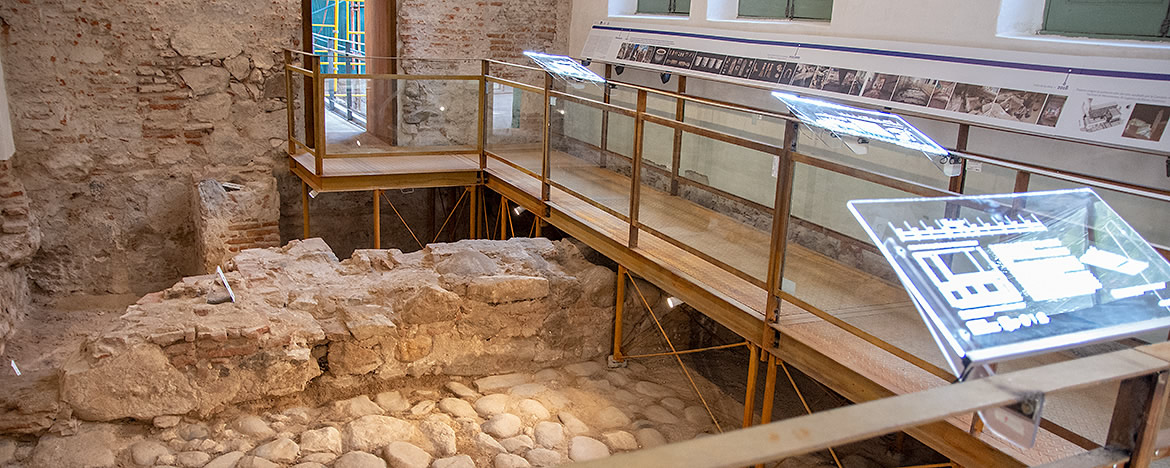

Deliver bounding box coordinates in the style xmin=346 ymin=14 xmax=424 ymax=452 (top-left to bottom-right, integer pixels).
xmin=849 ymin=189 xmax=1170 ymax=375
xmin=583 ymin=22 xmax=1170 ymax=153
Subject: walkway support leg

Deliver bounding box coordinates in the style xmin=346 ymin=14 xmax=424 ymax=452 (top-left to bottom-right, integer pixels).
xmin=373 ymin=189 xmax=381 ymax=249
xmin=613 ymin=265 xmax=628 ymax=363
xmin=301 ymin=181 xmax=311 ymax=239
xmin=469 ymin=186 xmax=478 ymax=239
xmin=756 ymin=355 xmax=778 ymax=468
xmin=1107 ymin=370 xmax=1170 ymax=468
xmin=743 ymin=344 xmax=760 ymax=429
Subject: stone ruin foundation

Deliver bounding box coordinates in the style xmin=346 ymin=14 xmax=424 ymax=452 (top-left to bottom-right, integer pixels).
xmin=0 ymin=237 xmax=758 ymax=468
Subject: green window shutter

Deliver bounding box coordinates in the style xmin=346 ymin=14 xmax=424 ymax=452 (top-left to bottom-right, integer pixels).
xmin=1044 ymin=0 xmax=1170 ymax=37
xmin=739 ymin=0 xmax=787 ymax=18
xmin=637 ymin=0 xmax=671 ymax=14
xmin=637 ymin=0 xmax=688 ymax=14
xmin=791 ymin=0 xmax=833 ymax=20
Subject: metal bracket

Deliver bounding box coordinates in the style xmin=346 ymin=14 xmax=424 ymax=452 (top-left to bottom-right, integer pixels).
xmin=963 ymin=364 xmax=1046 ymax=449
xmin=606 ymin=355 xmax=628 ymax=369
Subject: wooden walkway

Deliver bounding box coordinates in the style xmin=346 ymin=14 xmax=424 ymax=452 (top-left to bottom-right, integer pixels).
xmin=288 ymin=136 xmax=1151 ymax=465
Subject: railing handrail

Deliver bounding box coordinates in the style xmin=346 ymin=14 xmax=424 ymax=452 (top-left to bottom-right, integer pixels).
xmin=285 ymin=52 xmax=1170 ymax=468
xmin=568 ymin=343 xmax=1170 ymax=468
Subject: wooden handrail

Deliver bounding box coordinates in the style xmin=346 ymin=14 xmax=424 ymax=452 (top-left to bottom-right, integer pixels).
xmin=566 ymin=344 xmax=1170 ymax=468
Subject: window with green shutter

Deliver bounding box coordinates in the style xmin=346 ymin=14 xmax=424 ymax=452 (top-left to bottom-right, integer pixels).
xmin=637 ymin=0 xmax=691 ymax=15
xmin=738 ymin=0 xmax=832 ymax=20
xmin=1043 ymin=0 xmax=1170 ymax=39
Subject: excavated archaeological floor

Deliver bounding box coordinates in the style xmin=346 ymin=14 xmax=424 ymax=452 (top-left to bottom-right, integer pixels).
xmin=0 ymin=239 xmax=940 ymax=468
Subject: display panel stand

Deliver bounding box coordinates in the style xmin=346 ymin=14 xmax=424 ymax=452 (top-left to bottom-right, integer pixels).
xmin=850 ymin=188 xmax=1170 ymax=448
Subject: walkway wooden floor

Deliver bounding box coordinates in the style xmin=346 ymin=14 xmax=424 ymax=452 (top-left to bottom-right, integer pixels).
xmin=289 ymin=134 xmax=1157 ymax=465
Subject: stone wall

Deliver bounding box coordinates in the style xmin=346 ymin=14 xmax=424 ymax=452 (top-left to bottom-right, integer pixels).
xmin=0 ymin=0 xmax=300 ymax=295
xmin=57 ymin=238 xmax=617 ymax=422
xmin=0 ymin=0 xmax=576 ymax=297
xmin=194 ymin=172 xmax=282 ymax=273
xmin=0 ymin=159 xmax=39 ymax=356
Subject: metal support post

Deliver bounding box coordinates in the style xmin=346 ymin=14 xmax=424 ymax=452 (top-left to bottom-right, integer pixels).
xmin=1106 ymin=371 xmax=1170 ymax=468
xmin=301 ymin=181 xmax=311 ymax=239
xmin=628 ymin=89 xmax=647 ymax=248
xmin=743 ymin=344 xmax=760 ymax=428
xmin=613 ymin=265 xmax=628 ymax=363
xmin=373 ymin=189 xmax=381 ymax=249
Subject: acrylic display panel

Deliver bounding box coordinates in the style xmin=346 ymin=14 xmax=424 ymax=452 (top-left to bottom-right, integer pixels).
xmin=774 ymin=91 xmax=948 ymax=156
xmin=523 ymin=52 xmax=604 ymax=85
xmin=848 ymin=188 xmax=1170 ymax=375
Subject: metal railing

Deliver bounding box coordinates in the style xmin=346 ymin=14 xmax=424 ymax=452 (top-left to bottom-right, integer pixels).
xmin=284 ymin=50 xmax=1170 ymax=466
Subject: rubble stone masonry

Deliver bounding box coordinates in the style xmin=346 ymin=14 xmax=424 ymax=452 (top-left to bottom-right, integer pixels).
xmin=0 ymin=159 xmax=40 ymax=356
xmin=0 ymin=0 xmax=573 ymax=298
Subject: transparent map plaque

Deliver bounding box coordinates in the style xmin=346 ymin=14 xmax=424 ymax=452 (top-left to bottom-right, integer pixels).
xmin=774 ymin=92 xmax=962 ymax=176
xmin=523 ymin=51 xmax=605 ymax=88
xmin=848 ymin=188 xmax=1170 ymax=376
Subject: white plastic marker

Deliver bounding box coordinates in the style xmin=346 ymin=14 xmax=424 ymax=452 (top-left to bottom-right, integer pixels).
xmin=10 ymin=359 xmax=20 ymax=376
xmin=216 ymin=266 xmax=237 ymax=303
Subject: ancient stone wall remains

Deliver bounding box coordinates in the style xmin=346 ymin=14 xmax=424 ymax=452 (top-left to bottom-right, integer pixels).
xmin=57 ymin=238 xmax=617 ymax=423
xmin=0 ymin=0 xmax=577 ymax=297
xmin=0 ymin=159 xmax=39 ymax=356
xmin=194 ymin=172 xmax=282 ymax=273
xmin=0 ymin=0 xmax=300 ymax=295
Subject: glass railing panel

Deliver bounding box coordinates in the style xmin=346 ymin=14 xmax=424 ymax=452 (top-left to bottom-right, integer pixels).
xmin=682 ymin=100 xmax=786 ymax=147
xmin=606 ymin=87 xmax=638 ymax=158
xmin=678 ymin=133 xmax=778 ymax=208
xmin=642 ymin=121 xmax=675 ymax=184
xmin=1028 ymin=175 xmax=1170 ymax=252
xmin=288 ymin=65 xmax=308 ymax=152
xmin=549 ymin=95 xmax=632 ymax=219
xmin=781 ymin=161 xmax=950 ymax=371
xmin=554 ymin=91 xmax=603 ymax=148
xmin=320 ymin=77 xmax=479 ymax=156
xmin=961 ymin=159 xmax=1020 ymax=195
xmin=640 ymin=129 xmax=776 ymax=286
xmin=486 ymin=84 xmax=545 ymax=178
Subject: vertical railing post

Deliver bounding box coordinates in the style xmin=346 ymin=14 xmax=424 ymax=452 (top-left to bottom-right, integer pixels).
xmin=762 ymin=122 xmax=798 ymax=346
xmin=1012 ymin=170 xmax=1031 ymax=213
xmin=949 ymin=124 xmax=969 ymax=194
xmin=283 ymin=50 xmax=296 ymax=158
xmin=327 ymin=38 xmax=337 ymax=110
xmin=1106 ymin=371 xmax=1170 ymax=468
xmin=541 ymin=73 xmax=553 ymax=215
xmin=600 ymin=64 xmax=612 ymax=168
xmin=945 ymin=124 xmax=970 ymax=220
xmin=628 ymin=89 xmax=648 ymax=248
xmin=344 ymin=51 xmax=353 ymax=121
xmin=670 ymin=76 xmax=686 ymax=196
xmin=312 ymin=54 xmax=326 ymax=176
xmin=479 ymin=60 xmax=488 ymax=170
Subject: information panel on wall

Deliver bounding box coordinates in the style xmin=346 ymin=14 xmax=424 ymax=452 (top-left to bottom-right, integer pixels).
xmin=848 ymin=189 xmax=1170 ymax=375
xmin=582 ymin=22 xmax=1170 ymax=154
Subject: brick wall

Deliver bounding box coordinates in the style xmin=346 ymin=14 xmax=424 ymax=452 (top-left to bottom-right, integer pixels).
xmin=0 ymin=0 xmax=573 ymax=297
xmin=194 ymin=173 xmax=282 ymax=272
xmin=0 ymin=159 xmax=40 ymax=356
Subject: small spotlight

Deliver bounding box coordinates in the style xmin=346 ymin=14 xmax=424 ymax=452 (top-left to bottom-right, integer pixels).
xmin=580 ymin=58 xmax=591 ymax=67
xmin=439 ymin=106 xmax=447 ymax=112
xmin=512 ymin=206 xmax=526 ymax=216
xmin=309 ymin=190 xmax=319 ymax=198
xmin=666 ymin=297 xmax=682 ymax=308
xmin=660 ymin=73 xmax=671 ymax=84
xmin=355 ymin=140 xmax=362 ymax=147
xmin=614 ymin=65 xmax=625 ymax=75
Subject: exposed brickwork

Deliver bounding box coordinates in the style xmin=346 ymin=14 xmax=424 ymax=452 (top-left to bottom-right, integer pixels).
xmin=0 ymin=159 xmax=40 ymax=356
xmin=0 ymin=0 xmax=570 ymax=296
xmin=194 ymin=172 xmax=282 ymax=272
xmin=0 ymin=0 xmax=300 ymax=295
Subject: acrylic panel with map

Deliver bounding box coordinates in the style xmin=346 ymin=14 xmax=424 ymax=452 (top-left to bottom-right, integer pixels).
xmin=523 ymin=51 xmax=605 ymax=86
xmin=848 ymin=188 xmax=1170 ymax=376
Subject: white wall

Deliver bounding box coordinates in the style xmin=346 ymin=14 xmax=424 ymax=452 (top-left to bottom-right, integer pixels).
xmin=0 ymin=59 xmax=14 ymax=161
xmin=559 ymin=0 xmax=1170 ymax=248
xmin=572 ymin=0 xmax=1170 ymax=60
